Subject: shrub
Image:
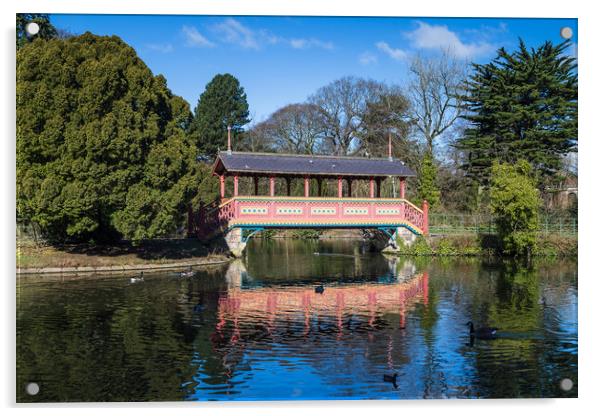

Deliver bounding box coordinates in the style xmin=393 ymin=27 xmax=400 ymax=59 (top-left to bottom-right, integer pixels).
xmin=434 ymin=238 xmax=458 ymax=256
xmin=417 ymin=153 xmax=441 ymax=208
xmin=533 ymin=234 xmax=578 ymax=257
xmin=489 ymin=160 xmax=541 ymax=257
xmin=398 ymin=237 xmax=433 ymax=256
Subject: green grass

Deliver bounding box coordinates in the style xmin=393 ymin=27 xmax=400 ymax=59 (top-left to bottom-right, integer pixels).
xmin=16 ymin=237 xmax=229 ymax=270
xmin=396 ymin=234 xmax=576 ymax=257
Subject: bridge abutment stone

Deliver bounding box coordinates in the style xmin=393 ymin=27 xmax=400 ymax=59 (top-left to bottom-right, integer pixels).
xmin=396 ymin=227 xmax=417 ymax=246
xmin=382 ymin=226 xmax=416 ymax=254
xmin=224 ymin=228 xmax=247 ymax=258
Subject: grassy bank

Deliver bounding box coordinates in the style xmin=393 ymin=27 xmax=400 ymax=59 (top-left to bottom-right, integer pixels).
xmin=17 ymin=237 xmax=229 ymax=271
xmin=396 ymin=234 xmax=577 ymax=257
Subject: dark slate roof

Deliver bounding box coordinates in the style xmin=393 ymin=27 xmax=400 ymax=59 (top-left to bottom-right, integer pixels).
xmin=212 ymin=151 xmax=416 ymax=178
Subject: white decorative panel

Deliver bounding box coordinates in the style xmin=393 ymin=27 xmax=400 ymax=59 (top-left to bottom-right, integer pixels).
xmin=311 ymin=207 xmax=336 ymax=215
xmin=344 ymin=207 xmax=369 ymax=215
xmin=376 ymin=208 xmax=400 ymax=215
xmin=240 ymin=207 xmax=268 ymax=215
xmin=277 ymin=207 xmax=303 ymax=215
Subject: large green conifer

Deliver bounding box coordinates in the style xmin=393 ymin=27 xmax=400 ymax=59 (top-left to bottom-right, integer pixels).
xmin=189 ymin=74 xmax=250 ymax=157
xmin=456 ymin=40 xmax=577 ymax=186
xmin=17 ymin=33 xmax=206 ymax=243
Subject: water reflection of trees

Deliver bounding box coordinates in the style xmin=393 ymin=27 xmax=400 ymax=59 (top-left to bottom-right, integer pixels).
xmin=468 ymin=261 xmax=576 ymax=398
xmin=17 ymin=253 xmax=577 ymax=401
xmin=17 ymin=268 xmax=230 ymax=402
xmin=407 ymin=258 xmax=577 ymax=398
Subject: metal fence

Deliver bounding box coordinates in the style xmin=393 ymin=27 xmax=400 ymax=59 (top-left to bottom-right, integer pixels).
xmin=429 ymin=213 xmax=578 ymax=236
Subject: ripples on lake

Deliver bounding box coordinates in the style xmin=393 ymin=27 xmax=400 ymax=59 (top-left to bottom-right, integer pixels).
xmin=16 ymin=239 xmax=577 ymax=402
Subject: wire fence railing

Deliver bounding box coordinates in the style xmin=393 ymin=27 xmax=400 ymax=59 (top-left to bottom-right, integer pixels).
xmin=429 ymin=213 xmax=578 ymax=236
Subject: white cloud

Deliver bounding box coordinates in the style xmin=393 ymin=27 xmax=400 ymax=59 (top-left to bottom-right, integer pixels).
xmin=359 ymin=52 xmax=377 ymax=65
xmin=211 ymin=18 xmax=334 ymax=51
xmin=182 ymin=25 xmax=214 ymax=48
xmin=376 ymin=41 xmax=408 ymax=61
xmin=289 ymin=38 xmax=334 ymax=50
xmin=212 ymin=18 xmax=260 ymax=50
xmin=146 ymin=43 xmax=174 ymax=53
xmin=464 ymin=22 xmax=508 ymax=38
xmin=260 ymin=29 xmax=281 ymax=45
xmin=404 ymin=21 xmax=495 ymax=58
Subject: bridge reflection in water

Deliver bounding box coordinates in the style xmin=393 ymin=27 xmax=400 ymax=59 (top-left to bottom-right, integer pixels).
xmin=214 ymin=258 xmax=429 ymax=345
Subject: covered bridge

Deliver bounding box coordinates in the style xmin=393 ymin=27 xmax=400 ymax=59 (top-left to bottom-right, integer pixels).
xmin=189 ymin=150 xmax=428 ymax=256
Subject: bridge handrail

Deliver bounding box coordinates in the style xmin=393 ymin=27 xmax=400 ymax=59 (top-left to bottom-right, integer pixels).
xmin=220 ymin=195 xmax=423 ymax=209
xmin=191 ymin=196 xmax=428 ymax=237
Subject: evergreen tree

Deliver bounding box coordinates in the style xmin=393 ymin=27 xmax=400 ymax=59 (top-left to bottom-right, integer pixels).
xmin=490 ymin=160 xmax=541 ymax=257
xmin=456 ymin=40 xmax=577 ymax=186
xmin=16 ymin=14 xmax=58 ymax=50
xmin=17 ymin=33 xmax=203 ymax=243
xmin=189 ymin=74 xmax=250 ymax=157
xmin=417 ymin=153 xmax=441 ymax=208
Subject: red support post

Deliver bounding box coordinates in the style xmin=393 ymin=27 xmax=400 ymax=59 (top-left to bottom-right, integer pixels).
xmin=304 ymin=177 xmax=310 ymax=197
xmin=219 ymin=175 xmax=225 ymax=199
xmin=233 ymin=175 xmax=239 ymax=197
xmin=422 ymin=199 xmax=429 ymax=235
xmin=399 ymin=177 xmax=406 ymax=200
xmin=369 ymin=178 xmax=375 ymax=198
xmin=338 ymin=177 xmax=343 ymax=198
xmin=269 ymin=176 xmax=275 ymax=197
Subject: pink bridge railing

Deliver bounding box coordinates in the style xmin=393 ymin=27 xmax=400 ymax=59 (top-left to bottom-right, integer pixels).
xmin=189 ymin=196 xmax=428 ymax=239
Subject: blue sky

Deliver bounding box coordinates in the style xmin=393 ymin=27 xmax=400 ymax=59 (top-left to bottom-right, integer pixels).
xmin=50 ymin=14 xmax=577 ymax=123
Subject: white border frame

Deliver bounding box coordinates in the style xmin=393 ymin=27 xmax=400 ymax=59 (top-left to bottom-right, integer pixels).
xmin=3 ymin=1 xmax=598 ymax=415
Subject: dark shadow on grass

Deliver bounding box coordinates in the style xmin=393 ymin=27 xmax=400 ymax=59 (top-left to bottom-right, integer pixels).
xmin=56 ymin=238 xmax=230 ymax=261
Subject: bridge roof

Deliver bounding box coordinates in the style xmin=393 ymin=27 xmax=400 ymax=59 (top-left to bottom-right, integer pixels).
xmin=212 ymin=151 xmax=416 ymax=178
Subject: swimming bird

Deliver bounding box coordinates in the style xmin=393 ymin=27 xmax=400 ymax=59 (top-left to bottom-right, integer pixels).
xmin=315 ymin=285 xmax=325 ymax=294
xmin=383 ymin=373 xmax=398 ymax=389
xmin=466 ymin=321 xmax=498 ymax=339
xmin=130 ymin=272 xmax=144 ymax=283
xmin=179 ymin=267 xmax=195 ymax=278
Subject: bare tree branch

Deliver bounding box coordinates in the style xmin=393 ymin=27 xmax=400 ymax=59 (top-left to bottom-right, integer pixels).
xmin=407 ymin=50 xmax=468 ymax=155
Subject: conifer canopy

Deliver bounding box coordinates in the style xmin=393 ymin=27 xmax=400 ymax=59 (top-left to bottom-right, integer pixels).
xmin=456 ymin=40 xmax=577 ymax=186
xmin=17 ymin=33 xmax=205 ymax=243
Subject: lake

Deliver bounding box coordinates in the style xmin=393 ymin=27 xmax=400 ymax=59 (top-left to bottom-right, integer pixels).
xmin=16 ymin=239 xmax=578 ymax=401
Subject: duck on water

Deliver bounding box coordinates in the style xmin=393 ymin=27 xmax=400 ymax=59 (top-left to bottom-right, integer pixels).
xmin=179 ymin=266 xmax=195 ymax=278
xmin=467 ymin=321 xmax=499 ymax=339
xmin=383 ymin=373 xmax=398 ymax=389
xmin=130 ymin=272 xmax=144 ymax=283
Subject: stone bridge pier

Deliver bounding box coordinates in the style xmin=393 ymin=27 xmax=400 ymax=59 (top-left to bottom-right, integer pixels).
xmin=224 ymin=228 xmax=246 ymax=258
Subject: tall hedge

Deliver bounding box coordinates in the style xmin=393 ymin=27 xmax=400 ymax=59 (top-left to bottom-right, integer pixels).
xmin=17 ymin=33 xmax=207 ymax=243
xmin=490 ymin=160 xmax=541 ymax=257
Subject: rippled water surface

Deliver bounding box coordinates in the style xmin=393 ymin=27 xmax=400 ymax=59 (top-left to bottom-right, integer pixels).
xmin=17 ymin=239 xmax=577 ymax=401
